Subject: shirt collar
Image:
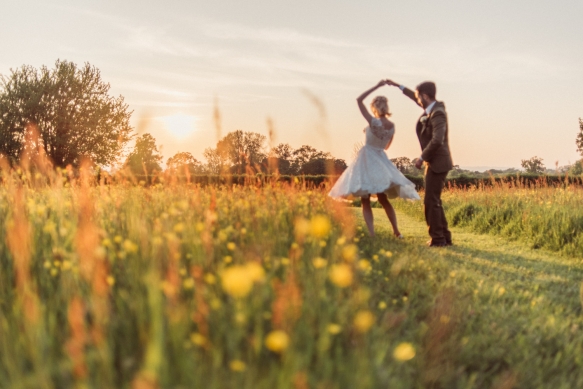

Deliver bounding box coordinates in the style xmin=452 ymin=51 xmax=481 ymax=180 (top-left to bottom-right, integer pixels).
xmin=425 ymin=101 xmax=437 ymax=115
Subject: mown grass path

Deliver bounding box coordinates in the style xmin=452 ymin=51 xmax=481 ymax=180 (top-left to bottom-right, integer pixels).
xmin=356 ymin=208 xmax=583 ymax=388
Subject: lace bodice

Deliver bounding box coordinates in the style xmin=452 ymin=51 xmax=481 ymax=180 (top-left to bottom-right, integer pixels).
xmin=365 ymin=118 xmax=394 ymax=149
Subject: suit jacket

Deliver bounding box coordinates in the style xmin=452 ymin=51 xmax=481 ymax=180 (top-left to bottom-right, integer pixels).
xmin=403 ymin=87 xmax=453 ymax=173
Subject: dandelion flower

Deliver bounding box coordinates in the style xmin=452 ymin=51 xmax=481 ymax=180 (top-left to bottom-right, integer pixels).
xmin=183 ymin=278 xmax=195 ymax=289
xmin=313 ymin=257 xmax=328 ymax=269
xmin=190 ymin=332 xmax=206 ymax=346
xmin=393 ymin=342 xmax=416 ymax=361
xmin=294 ymin=217 xmax=310 ymax=239
xmin=329 ymin=264 xmax=353 ymax=288
xmin=229 ymin=360 xmax=246 ymax=372
xmin=353 ymin=310 xmax=375 ymax=333
xmin=245 ymin=262 xmax=265 ymax=282
xmin=221 ymin=266 xmax=254 ymax=298
xmin=204 ymin=273 xmax=216 ymax=284
xmin=265 ymin=330 xmax=290 ymax=353
xmin=310 ymin=215 xmax=331 ymax=238
xmin=327 ymin=324 xmax=342 ymax=334
xmin=358 ymin=259 xmax=371 ymax=271
xmin=341 ymin=244 xmax=358 ymax=262
xmin=227 ymin=242 xmax=236 ymax=251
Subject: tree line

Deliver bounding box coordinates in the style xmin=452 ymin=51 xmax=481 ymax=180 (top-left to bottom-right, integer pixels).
xmin=1 ymin=60 xmax=582 ymax=178
xmin=125 ymin=131 xmax=348 ymax=177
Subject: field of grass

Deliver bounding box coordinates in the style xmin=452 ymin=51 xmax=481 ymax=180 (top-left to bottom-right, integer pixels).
xmin=393 ymin=181 xmax=583 ymax=256
xmin=1 ymin=171 xmax=583 ymax=388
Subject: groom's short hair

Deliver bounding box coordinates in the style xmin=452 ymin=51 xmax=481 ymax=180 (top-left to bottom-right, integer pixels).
xmin=416 ymin=82 xmax=436 ymax=100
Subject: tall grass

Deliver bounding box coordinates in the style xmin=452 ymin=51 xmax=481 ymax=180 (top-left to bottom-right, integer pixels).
xmin=394 ymin=178 xmax=583 ymax=256
xmin=0 ymin=164 xmax=463 ymax=389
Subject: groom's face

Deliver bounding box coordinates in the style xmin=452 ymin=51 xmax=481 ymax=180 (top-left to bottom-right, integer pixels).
xmin=415 ymin=91 xmax=429 ymax=108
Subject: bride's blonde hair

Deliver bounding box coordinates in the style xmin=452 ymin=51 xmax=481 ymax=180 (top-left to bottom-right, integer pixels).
xmin=371 ymin=96 xmax=391 ymax=118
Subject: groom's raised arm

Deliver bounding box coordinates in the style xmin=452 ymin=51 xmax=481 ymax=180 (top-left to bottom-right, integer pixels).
xmin=385 ymin=80 xmax=422 ymax=108
xmin=401 ymin=87 xmax=421 ymax=107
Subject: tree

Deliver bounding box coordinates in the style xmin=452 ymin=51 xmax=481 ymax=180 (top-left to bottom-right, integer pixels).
xmin=521 ymin=156 xmax=545 ymax=174
xmin=203 ymin=147 xmax=227 ymax=175
xmin=125 ymin=133 xmax=162 ymax=177
xmin=576 ymin=118 xmax=583 ymax=156
xmin=390 ymin=157 xmax=414 ymax=175
xmin=216 ymin=130 xmax=266 ymax=173
xmin=0 ymin=60 xmax=132 ymax=167
xmin=292 ymin=145 xmax=331 ymax=173
xmin=166 ymin=152 xmax=203 ymax=175
xmin=269 ymin=143 xmax=295 ymax=174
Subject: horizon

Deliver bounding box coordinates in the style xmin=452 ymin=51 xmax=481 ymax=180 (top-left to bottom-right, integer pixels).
xmin=1 ymin=0 xmax=582 ymax=169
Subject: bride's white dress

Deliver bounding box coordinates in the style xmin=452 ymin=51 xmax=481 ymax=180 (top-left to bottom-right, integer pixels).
xmin=329 ymin=118 xmax=420 ymax=200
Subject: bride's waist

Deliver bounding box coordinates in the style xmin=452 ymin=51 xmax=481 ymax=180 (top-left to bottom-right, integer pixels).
xmin=363 ymin=143 xmax=386 ymax=151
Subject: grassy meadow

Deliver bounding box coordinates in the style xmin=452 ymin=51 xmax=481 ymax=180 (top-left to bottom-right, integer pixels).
xmin=1 ymin=169 xmax=583 ymax=388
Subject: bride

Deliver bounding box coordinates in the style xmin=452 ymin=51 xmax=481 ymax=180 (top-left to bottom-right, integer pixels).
xmin=329 ymin=80 xmax=420 ymax=237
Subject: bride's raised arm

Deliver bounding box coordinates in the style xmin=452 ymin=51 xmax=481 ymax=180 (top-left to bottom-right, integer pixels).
xmin=356 ymin=80 xmax=386 ymax=123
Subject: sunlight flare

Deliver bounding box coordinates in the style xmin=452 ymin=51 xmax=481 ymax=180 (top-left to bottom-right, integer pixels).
xmin=159 ymin=113 xmax=198 ymax=139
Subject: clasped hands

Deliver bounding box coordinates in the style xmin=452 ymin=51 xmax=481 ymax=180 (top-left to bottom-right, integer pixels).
xmin=375 ymin=79 xmax=399 ymax=88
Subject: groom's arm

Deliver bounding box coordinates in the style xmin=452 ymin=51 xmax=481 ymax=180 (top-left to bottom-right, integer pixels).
xmin=385 ymin=80 xmax=422 ymax=108
xmin=420 ymin=110 xmax=447 ymax=162
xmin=400 ymin=86 xmax=422 ymax=108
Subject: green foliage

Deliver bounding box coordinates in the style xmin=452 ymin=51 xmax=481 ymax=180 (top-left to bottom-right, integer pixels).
xmin=166 ymin=151 xmax=204 ymax=175
xmin=216 ymin=130 xmax=266 ymax=173
xmin=124 ymin=133 xmax=162 ymax=178
xmin=0 ymin=60 xmax=132 ymax=167
xmin=390 ymin=156 xmax=415 ymax=175
xmin=576 ymin=118 xmax=583 ymax=156
xmin=521 ymin=156 xmax=545 ymax=174
xmin=393 ymin=182 xmax=583 ymax=256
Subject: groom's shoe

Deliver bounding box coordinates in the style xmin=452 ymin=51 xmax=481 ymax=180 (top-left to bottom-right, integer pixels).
xmin=427 ymin=239 xmax=447 ymax=248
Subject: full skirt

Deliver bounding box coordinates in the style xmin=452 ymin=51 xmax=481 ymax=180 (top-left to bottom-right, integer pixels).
xmin=329 ymin=145 xmax=420 ymax=200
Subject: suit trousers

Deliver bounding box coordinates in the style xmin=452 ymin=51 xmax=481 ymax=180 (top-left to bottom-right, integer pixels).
xmin=424 ymin=168 xmax=452 ymax=244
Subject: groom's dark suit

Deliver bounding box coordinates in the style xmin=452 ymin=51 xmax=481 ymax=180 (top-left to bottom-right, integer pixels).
xmin=403 ymin=87 xmax=453 ymax=245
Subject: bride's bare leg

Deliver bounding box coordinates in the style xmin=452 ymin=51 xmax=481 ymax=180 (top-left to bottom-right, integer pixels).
xmin=377 ymin=193 xmax=401 ymax=237
xmin=361 ymin=196 xmax=375 ymax=236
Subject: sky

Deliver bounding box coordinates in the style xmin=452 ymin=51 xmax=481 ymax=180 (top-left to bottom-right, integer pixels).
xmin=1 ymin=0 xmax=582 ymax=170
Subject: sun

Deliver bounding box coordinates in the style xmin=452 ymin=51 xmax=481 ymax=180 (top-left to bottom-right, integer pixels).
xmin=159 ymin=114 xmax=197 ymax=139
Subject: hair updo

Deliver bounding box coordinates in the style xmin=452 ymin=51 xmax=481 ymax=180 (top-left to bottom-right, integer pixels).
xmin=370 ymin=96 xmax=391 ymax=118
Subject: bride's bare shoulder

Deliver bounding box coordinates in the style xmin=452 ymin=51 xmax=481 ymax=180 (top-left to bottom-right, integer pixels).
xmin=381 ymin=118 xmax=395 ymax=130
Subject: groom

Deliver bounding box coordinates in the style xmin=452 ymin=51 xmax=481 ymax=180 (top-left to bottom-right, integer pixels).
xmin=386 ymin=80 xmax=453 ymax=247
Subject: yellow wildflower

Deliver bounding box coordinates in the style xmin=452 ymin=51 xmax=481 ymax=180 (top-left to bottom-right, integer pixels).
xmin=183 ymin=278 xmax=195 ymax=289
xmin=227 ymin=242 xmax=236 ymax=251
xmin=190 ymin=332 xmax=206 ymax=346
xmin=245 ymin=262 xmax=265 ymax=282
xmin=294 ymin=217 xmax=310 ymax=239
xmin=265 ymin=330 xmax=290 ymax=353
xmin=310 ymin=215 xmax=331 ymax=238
xmin=221 ymin=266 xmax=254 ymax=298
xmin=204 ymin=273 xmax=216 ymax=284
xmin=327 ymin=324 xmax=342 ymax=335
xmin=106 ymin=276 xmax=115 ymax=286
xmin=312 ymin=257 xmax=328 ymax=269
xmin=229 ymin=360 xmax=246 ymax=372
xmin=358 ymin=259 xmax=372 ymax=272
xmin=353 ymin=310 xmax=375 ymax=333
xmin=393 ymin=342 xmax=416 ymax=361
xmin=329 ymin=264 xmax=353 ymax=288
xmin=341 ymin=244 xmax=358 ymax=262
